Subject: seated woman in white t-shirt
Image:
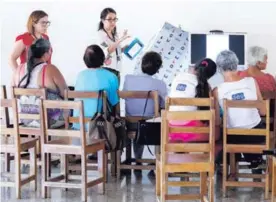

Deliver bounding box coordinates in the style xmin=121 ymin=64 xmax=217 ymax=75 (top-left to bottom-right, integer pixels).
xmin=213 ymin=50 xmax=266 ymax=169
xmin=169 ymin=58 xmax=220 ymax=143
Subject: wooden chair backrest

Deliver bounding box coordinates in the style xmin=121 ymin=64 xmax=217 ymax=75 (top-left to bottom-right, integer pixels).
xmin=223 ymin=99 xmax=270 ymax=151
xmin=165 ymin=97 xmax=215 ymax=109
xmin=11 ymin=87 xmax=46 ymax=136
xmin=1 ymin=85 xmax=10 ymax=127
xmin=161 ymin=104 xmax=215 ymax=163
xmin=40 ymin=100 xmax=86 ymax=147
xmin=262 ymin=91 xmax=276 ymax=134
xmin=64 ymin=90 xmax=107 ymax=125
xmin=118 ymin=90 xmax=159 ymax=123
xmin=0 ymin=98 xmax=20 ymax=147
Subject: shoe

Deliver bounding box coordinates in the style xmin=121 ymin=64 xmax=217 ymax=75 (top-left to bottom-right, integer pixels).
xmin=250 ymin=159 xmax=266 ymax=182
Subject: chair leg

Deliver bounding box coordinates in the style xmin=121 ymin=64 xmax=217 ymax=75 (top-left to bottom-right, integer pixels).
xmin=29 ymin=146 xmax=37 ymax=191
xmin=97 ymin=148 xmax=105 ymax=194
xmin=15 ymin=151 xmax=21 ymax=199
xmin=48 ymin=153 xmax=51 ymax=177
xmin=230 ymin=153 xmax=236 ymax=180
xmin=41 ymin=153 xmax=48 ymax=199
xmin=200 ymin=172 xmax=207 ymax=201
xmin=111 ymin=151 xmax=116 ymax=177
xmin=265 ymin=156 xmax=270 ymax=200
xmin=156 ymin=161 xmax=160 ymax=196
xmin=222 ymin=151 xmax=227 ymax=197
xmin=81 ymin=152 xmax=87 ymax=202
xmin=160 ymin=168 xmax=167 ymax=202
xmin=116 ymin=150 xmax=121 ymax=180
xmin=208 ymin=171 xmax=214 ymax=202
xmin=4 ymin=153 xmax=11 ymax=172
xmin=60 ymin=154 xmax=68 ymax=190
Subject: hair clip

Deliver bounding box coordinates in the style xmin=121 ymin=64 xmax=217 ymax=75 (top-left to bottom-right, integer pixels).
xmin=201 ymin=61 xmax=208 ymax=66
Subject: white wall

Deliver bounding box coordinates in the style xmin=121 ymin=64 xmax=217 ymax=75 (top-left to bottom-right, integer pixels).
xmin=1 ymin=1 xmax=276 ymax=88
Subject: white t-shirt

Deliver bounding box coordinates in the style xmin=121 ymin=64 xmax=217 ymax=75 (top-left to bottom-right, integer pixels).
xmin=98 ymin=30 xmax=122 ymax=71
xmin=169 ymin=72 xmax=198 ymax=111
xmin=217 ymin=77 xmax=261 ymax=129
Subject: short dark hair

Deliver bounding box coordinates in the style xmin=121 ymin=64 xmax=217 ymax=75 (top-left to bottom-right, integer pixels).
xmin=83 ymin=45 xmax=105 ymax=68
xmin=141 ymin=51 xmax=162 ymax=76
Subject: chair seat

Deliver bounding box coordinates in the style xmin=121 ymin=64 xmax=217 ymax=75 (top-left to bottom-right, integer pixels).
xmin=0 ymin=138 xmax=38 ymax=153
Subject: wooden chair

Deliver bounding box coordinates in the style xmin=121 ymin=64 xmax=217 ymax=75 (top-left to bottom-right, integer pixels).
xmin=222 ymin=99 xmax=271 ymax=199
xmin=40 ymin=99 xmax=106 ymax=202
xmin=116 ymin=90 xmax=159 ymax=178
xmin=11 ymin=87 xmax=46 ymax=163
xmin=163 ymin=97 xmax=217 ymax=181
xmin=1 ymin=85 xmax=13 ymax=172
xmin=64 ymin=90 xmax=112 ymax=177
xmin=0 ymin=98 xmax=37 ymax=198
xmin=156 ymin=97 xmax=215 ymax=202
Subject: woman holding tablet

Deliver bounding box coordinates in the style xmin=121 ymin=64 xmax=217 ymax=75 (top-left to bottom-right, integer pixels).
xmin=97 ymin=7 xmax=130 ymax=79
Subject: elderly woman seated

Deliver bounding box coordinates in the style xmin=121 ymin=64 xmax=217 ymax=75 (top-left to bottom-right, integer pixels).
xmin=239 ymin=46 xmax=276 ymax=92
xmin=213 ymin=50 xmax=266 ymax=172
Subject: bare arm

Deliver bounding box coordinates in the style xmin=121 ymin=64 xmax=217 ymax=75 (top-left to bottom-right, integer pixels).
xmin=46 ymin=65 xmax=68 ymax=98
xmin=254 ymin=80 xmax=266 ymax=116
xmin=99 ymin=30 xmax=130 ymax=55
xmin=9 ymin=40 xmax=25 ymax=71
xmin=107 ymin=35 xmax=130 ymax=54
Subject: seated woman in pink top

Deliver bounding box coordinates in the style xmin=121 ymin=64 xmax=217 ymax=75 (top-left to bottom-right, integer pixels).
xmin=239 ymin=46 xmax=276 ymax=92
xmin=169 ymin=58 xmax=219 ymax=143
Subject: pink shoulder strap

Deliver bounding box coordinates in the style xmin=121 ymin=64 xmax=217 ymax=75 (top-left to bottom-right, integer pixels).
xmin=41 ymin=64 xmax=48 ymax=88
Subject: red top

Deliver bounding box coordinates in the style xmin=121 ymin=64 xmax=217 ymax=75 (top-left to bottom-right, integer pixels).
xmin=15 ymin=32 xmax=51 ymax=64
xmin=238 ymin=70 xmax=276 ymax=92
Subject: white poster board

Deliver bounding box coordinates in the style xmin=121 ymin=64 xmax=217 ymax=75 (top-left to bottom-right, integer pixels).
xmin=134 ymin=22 xmax=190 ymax=91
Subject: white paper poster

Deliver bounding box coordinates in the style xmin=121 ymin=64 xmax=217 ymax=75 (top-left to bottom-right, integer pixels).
xmin=134 ymin=22 xmax=190 ymax=91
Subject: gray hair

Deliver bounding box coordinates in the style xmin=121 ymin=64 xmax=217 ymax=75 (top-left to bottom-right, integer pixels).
xmin=247 ymin=46 xmax=267 ymax=66
xmin=216 ymin=50 xmax=239 ymax=72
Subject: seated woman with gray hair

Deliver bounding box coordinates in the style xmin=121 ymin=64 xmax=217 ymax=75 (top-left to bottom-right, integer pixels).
xmin=239 ymin=46 xmax=276 ymax=92
xmin=213 ymin=50 xmax=266 ymax=171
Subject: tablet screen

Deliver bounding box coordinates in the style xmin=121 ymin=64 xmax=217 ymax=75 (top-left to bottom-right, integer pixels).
xmin=128 ymin=43 xmax=142 ymax=58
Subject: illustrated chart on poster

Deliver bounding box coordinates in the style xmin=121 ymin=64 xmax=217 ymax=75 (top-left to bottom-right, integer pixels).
xmin=134 ymin=22 xmax=190 ymax=90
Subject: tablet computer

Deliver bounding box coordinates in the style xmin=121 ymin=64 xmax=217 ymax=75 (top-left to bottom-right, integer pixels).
xmin=123 ymin=38 xmax=144 ymax=60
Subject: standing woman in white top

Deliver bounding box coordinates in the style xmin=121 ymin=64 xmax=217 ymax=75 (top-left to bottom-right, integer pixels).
xmin=213 ymin=50 xmax=266 ymax=170
xmin=98 ymin=8 xmax=129 ymax=79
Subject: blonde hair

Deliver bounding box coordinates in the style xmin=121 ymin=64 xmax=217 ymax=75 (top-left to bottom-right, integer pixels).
xmin=27 ymin=10 xmax=48 ymax=35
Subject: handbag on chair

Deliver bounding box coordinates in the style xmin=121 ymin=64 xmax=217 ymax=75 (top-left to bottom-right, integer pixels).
xmin=88 ymin=90 xmax=117 ymax=152
xmin=135 ymin=91 xmax=161 ymax=146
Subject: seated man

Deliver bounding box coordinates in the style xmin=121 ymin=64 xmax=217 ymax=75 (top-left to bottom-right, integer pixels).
xmin=123 ymin=51 xmax=167 ymax=167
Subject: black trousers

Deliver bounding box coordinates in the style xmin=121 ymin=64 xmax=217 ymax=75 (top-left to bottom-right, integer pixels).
xmin=227 ymin=121 xmax=265 ymax=163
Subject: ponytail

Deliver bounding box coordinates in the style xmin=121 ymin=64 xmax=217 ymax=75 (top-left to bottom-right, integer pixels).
xmin=194 ymin=58 xmax=217 ymax=110
xmin=98 ymin=21 xmax=104 ymax=31
xmin=18 ymin=45 xmax=35 ymax=88
xmin=195 ymin=67 xmax=210 ymax=98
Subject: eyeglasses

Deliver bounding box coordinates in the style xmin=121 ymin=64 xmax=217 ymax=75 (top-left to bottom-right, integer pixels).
xmin=105 ymin=18 xmax=118 ymax=22
xmin=37 ymin=21 xmax=51 ymax=27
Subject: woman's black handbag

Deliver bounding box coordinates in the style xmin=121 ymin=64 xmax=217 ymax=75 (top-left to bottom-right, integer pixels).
xmin=135 ymin=91 xmax=161 ymax=146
